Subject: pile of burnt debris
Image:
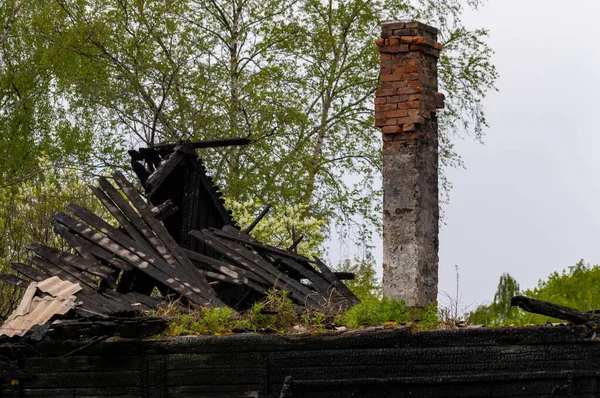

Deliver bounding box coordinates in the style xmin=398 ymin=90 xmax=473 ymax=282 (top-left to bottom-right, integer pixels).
xmin=0 ymin=139 xmax=358 ymax=338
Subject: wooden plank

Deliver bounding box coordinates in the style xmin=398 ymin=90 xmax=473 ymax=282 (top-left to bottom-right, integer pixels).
xmin=26 ymin=243 xmax=116 ymax=283
xmin=101 ymin=289 xmax=150 ymax=312
xmin=184 ymin=248 xmax=268 ymax=286
xmin=112 ymin=171 xmax=217 ymax=298
xmin=198 ymin=269 xmax=266 ymax=293
xmin=511 ymin=296 xmax=597 ymax=324
xmin=313 ymin=257 xmax=359 ymax=306
xmin=146 ymin=150 xmax=185 ymax=196
xmin=54 ymin=225 xmax=132 ymax=272
xmin=190 ymin=230 xmax=322 ymax=308
xmin=10 ymin=262 xmax=48 ymax=281
xmin=193 ymin=159 xmax=234 ymax=226
xmin=218 ymin=226 xmax=310 ymax=263
xmin=64 ymin=205 xmax=194 ymax=286
xmin=26 ymin=254 xmax=98 ymax=292
xmin=52 ymin=212 xmax=215 ymax=307
xmin=152 ymin=199 xmax=178 ymax=221
xmin=243 ymin=204 xmax=271 ymax=234
xmin=96 ymin=178 xmax=181 ymax=271
xmin=124 ymin=291 xmax=166 ymax=309
xmin=333 ymin=272 xmax=355 ymax=281
xmin=25 ymin=256 xmax=119 ymax=315
xmin=0 ymin=273 xmax=29 ymax=288
xmin=272 ymin=256 xmax=337 ymax=301
xmin=150 ymin=137 xmax=251 ymax=151
xmin=91 ymin=184 xmax=153 ymax=253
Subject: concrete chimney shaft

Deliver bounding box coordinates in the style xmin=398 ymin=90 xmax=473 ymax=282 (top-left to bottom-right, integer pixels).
xmin=375 ymin=21 xmax=444 ymax=308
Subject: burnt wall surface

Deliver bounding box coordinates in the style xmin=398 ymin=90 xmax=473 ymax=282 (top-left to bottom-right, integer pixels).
xmin=1 ymin=326 xmax=600 ymax=397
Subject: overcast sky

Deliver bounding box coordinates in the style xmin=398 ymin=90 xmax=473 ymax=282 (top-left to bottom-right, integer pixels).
xmin=330 ymin=0 xmax=600 ymax=313
xmin=438 ymin=0 xmax=600 ymax=310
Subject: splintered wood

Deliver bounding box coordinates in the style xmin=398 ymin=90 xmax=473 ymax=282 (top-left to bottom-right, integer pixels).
xmin=1 ymin=141 xmax=358 ymax=321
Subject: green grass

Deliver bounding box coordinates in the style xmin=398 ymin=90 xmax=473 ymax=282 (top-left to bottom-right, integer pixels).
xmin=151 ymin=289 xmax=441 ymax=336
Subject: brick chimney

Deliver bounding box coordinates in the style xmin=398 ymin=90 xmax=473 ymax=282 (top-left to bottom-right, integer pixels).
xmin=375 ymin=21 xmax=444 ymax=308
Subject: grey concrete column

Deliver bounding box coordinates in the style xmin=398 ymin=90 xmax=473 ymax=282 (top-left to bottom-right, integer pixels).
xmin=375 ymin=21 xmax=445 ymax=308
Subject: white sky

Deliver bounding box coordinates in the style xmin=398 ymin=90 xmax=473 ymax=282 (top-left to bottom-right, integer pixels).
xmin=440 ymin=0 xmax=600 ymax=310
xmin=330 ymin=0 xmax=600 ymax=313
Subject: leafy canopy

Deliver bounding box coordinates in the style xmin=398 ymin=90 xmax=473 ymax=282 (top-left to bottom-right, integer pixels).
xmin=470 ymin=260 xmax=600 ymax=326
xmin=0 ymin=0 xmax=497 ymax=249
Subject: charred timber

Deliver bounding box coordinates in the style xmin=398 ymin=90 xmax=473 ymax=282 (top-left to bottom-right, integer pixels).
xmin=511 ymin=296 xmax=600 ymax=325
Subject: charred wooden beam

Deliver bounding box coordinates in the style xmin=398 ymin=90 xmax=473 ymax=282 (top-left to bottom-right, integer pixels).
xmin=150 ymin=137 xmax=251 ymax=151
xmin=511 ymin=296 xmax=599 ymax=325
xmin=333 ymin=272 xmax=355 ymax=281
xmin=52 ymin=212 xmax=216 ymax=307
xmin=288 ymin=235 xmax=304 ymax=252
xmin=314 ymin=257 xmax=360 ymax=306
xmin=10 ymin=262 xmax=48 ymax=282
xmin=146 ymin=150 xmax=185 ymax=196
xmin=152 ymin=199 xmax=178 ymax=221
xmin=244 ymin=204 xmax=271 ymax=234
xmin=0 ymin=274 xmax=29 ymax=288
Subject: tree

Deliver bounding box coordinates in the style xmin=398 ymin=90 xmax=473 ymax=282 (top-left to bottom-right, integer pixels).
xmin=469 ymin=261 xmax=600 ymax=326
xmin=0 ymin=0 xmax=497 ymax=249
xmin=0 ymin=0 xmax=124 ymax=186
xmin=0 ymin=156 xmax=113 ymax=317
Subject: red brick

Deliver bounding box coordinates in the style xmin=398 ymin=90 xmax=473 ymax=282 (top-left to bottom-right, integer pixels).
xmin=400 ymin=36 xmax=413 ymax=44
xmin=375 ymin=38 xmax=385 ymax=47
xmin=374 ymin=98 xmax=387 ymax=105
xmin=386 ymin=95 xmax=409 ymax=104
xmin=403 ymin=123 xmax=416 ymax=132
xmin=380 ymin=45 xmax=409 ymax=53
xmin=403 ymin=73 xmax=420 ymax=81
xmin=397 ymin=101 xmax=420 ymax=109
xmin=397 ymin=87 xmax=422 ymax=95
xmin=434 ymin=42 xmax=443 ymax=51
xmin=403 ymin=58 xmax=420 ymax=66
xmin=395 ymin=65 xmax=419 ymax=74
xmin=385 ymin=109 xmax=408 ymax=118
xmin=376 ymin=88 xmax=397 ymax=97
xmin=409 ymin=44 xmax=423 ymax=52
xmin=387 ymin=37 xmax=400 ymax=46
xmin=380 ymin=82 xmax=394 ymax=90
xmin=381 ymin=73 xmax=404 ymax=82
xmin=376 ymin=118 xmax=397 ymax=127
xmin=380 ymin=67 xmax=394 ymax=75
xmin=405 ymin=115 xmax=425 ymax=124
xmin=392 ymin=81 xmax=408 ymax=89
xmin=382 ymin=125 xmax=403 ymax=134
xmin=376 ymin=104 xmax=396 ymax=112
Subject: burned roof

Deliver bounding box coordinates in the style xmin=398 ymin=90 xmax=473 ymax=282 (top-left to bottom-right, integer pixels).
xmin=0 ymin=138 xmax=358 ymax=338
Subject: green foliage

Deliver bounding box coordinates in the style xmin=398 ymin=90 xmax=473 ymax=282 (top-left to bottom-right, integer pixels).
xmin=158 ymin=288 xmax=440 ymax=336
xmin=470 ymin=261 xmax=600 ymax=326
xmin=0 ymin=0 xmax=498 ymax=252
xmin=335 ymin=296 xmax=439 ymax=330
xmin=335 ymin=253 xmax=381 ymax=301
xmin=469 ymin=273 xmax=520 ymax=326
xmin=166 ymin=307 xmax=237 ymax=336
xmin=336 ymin=296 xmax=410 ymax=328
xmin=225 ymin=198 xmax=326 ymax=257
xmin=0 ymin=156 xmax=113 ymax=317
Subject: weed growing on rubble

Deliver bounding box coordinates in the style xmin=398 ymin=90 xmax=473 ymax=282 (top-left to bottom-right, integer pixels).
xmin=151 ymin=289 xmax=441 ymax=336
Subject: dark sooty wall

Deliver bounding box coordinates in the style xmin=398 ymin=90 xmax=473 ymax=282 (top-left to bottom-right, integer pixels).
xmin=1 ymin=325 xmax=600 ymax=397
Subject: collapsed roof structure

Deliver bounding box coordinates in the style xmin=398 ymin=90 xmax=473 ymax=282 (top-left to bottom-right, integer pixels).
xmin=0 ymin=139 xmax=358 ymax=336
